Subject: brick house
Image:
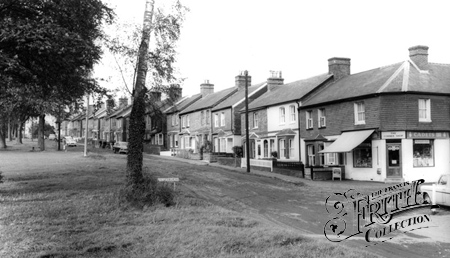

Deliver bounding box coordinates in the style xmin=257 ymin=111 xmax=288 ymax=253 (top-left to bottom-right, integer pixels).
xmin=211 ymin=72 xmax=268 ymax=154
xmin=240 ymin=71 xmax=332 ymax=161
xmin=164 ymin=93 xmax=202 ymax=150
xmin=300 ymin=45 xmax=450 ymax=183
xmin=178 ymin=80 xmax=237 ymax=153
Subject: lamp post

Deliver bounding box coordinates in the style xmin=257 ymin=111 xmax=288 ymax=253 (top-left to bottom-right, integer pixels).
xmin=245 ymin=71 xmax=250 ymax=172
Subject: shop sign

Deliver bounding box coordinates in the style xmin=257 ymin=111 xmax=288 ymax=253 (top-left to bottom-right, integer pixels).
xmin=381 ymin=131 xmax=406 ymax=139
xmin=407 ymin=131 xmax=449 ymax=139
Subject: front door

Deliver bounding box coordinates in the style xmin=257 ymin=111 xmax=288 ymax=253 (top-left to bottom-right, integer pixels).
xmin=387 ymin=143 xmax=402 ymax=178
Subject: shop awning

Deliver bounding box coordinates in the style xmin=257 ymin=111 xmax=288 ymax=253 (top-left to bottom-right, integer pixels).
xmin=319 ymin=129 xmax=374 ymax=153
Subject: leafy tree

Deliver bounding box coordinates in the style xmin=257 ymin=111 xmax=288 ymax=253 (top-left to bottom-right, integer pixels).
xmin=0 ymin=0 xmax=113 ymax=150
xmin=123 ymin=0 xmax=187 ymax=187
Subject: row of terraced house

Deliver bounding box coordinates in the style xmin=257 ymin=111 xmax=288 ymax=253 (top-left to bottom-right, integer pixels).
xmin=62 ymin=46 xmax=450 ymax=184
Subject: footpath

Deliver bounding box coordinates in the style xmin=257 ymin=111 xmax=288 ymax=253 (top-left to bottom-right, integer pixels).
xmin=149 ymin=153 xmax=306 ymax=184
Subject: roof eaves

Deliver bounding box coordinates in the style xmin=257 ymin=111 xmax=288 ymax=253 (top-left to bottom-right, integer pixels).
xmin=231 ymin=83 xmax=267 ymax=109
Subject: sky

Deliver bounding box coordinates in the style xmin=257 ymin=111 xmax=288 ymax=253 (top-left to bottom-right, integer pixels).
xmin=96 ymin=0 xmax=450 ymax=98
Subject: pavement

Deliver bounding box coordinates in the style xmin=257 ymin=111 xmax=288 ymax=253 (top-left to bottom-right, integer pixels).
xmin=152 ymin=153 xmax=306 ymax=184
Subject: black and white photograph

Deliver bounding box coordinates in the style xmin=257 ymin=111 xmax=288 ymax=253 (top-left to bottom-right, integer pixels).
xmin=1 ymin=0 xmax=449 ymax=257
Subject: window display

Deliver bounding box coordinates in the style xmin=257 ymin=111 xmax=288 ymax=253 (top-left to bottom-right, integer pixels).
xmin=413 ymin=140 xmax=434 ymax=167
xmin=353 ymin=143 xmax=372 ymax=167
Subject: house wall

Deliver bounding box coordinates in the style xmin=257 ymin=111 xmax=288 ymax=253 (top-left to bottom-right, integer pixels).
xmin=212 ymin=108 xmax=232 ymax=132
xmin=379 ymin=94 xmax=450 ymax=131
xmin=300 ymin=96 xmax=381 ymax=138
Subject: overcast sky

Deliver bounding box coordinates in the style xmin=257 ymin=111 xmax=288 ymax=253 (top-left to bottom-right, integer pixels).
xmin=97 ymin=0 xmax=450 ymax=98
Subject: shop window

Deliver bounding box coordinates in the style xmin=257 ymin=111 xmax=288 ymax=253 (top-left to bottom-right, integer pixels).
xmin=307 ymin=144 xmax=315 ymax=166
xmin=413 ymin=140 xmax=434 ymax=167
xmin=418 ymin=99 xmax=431 ymax=122
xmin=353 ymin=142 xmax=372 ymax=167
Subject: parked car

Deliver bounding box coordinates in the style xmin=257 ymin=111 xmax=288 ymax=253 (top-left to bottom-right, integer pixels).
xmin=420 ymin=173 xmax=450 ymax=206
xmin=64 ymin=136 xmax=77 ymax=147
xmin=113 ymin=141 xmax=128 ymax=154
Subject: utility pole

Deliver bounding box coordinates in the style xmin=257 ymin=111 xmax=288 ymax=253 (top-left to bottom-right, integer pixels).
xmin=84 ymin=94 xmax=89 ymax=157
xmin=245 ymin=71 xmax=250 ymax=172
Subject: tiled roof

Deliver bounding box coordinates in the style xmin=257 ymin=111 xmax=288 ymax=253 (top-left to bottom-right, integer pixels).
xmin=164 ymin=93 xmax=202 ymax=114
xmin=180 ymin=87 xmax=238 ymax=114
xmin=303 ymin=61 xmax=450 ymax=106
xmin=245 ymin=74 xmax=333 ymax=111
xmin=212 ymin=82 xmax=266 ymax=111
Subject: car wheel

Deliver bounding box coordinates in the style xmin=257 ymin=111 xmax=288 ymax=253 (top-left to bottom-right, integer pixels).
xmin=423 ymin=193 xmax=431 ymax=204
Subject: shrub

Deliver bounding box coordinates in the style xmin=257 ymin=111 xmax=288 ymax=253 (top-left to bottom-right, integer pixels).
xmin=232 ymin=146 xmax=243 ymax=158
xmin=119 ymin=172 xmax=175 ymax=208
xmin=271 ymin=151 xmax=278 ymax=158
xmin=0 ymin=171 xmax=3 ymax=183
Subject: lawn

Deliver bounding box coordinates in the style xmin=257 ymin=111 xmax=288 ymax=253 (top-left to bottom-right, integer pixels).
xmin=0 ymin=145 xmax=381 ymax=258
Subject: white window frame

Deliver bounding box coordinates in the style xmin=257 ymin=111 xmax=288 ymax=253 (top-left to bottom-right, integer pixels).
xmin=307 ymin=144 xmax=315 ymax=166
xmin=306 ymin=110 xmax=313 ymax=129
xmin=214 ymin=113 xmax=219 ymax=127
xmin=354 ymin=102 xmax=365 ymax=125
xmin=289 ymin=138 xmax=294 ymax=159
xmin=221 ymin=112 xmax=225 ymax=126
xmin=290 ymin=105 xmax=296 ymax=123
xmin=201 ymin=111 xmax=204 ymax=125
xmin=171 ymin=114 xmax=175 ymax=126
xmin=318 ymin=108 xmax=326 ymax=128
xmin=187 ymin=114 xmax=190 ymax=127
xmin=418 ymin=99 xmax=431 ymax=122
xmin=253 ymin=112 xmax=259 ymax=128
xmin=279 ymin=139 xmax=286 ymax=158
xmin=279 ymin=107 xmax=286 ymax=124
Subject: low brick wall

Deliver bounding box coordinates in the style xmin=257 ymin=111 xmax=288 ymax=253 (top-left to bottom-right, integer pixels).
xmin=217 ymin=156 xmax=241 ymax=167
xmin=144 ymin=144 xmax=160 ymax=155
xmin=273 ymin=168 xmax=303 ymax=178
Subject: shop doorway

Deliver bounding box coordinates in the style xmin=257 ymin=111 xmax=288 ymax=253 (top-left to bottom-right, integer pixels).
xmin=386 ymin=143 xmax=402 ymax=178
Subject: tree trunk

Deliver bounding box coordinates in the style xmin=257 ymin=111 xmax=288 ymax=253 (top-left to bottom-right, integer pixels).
xmin=0 ymin=121 xmax=6 ymax=148
xmin=38 ymin=114 xmax=45 ymax=151
xmin=7 ymin=117 xmax=12 ymax=141
xmin=126 ymin=0 xmax=155 ymax=186
xmin=16 ymin=122 xmax=24 ymax=144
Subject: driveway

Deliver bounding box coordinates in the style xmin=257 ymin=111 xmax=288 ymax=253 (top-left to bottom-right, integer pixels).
xmin=151 ymin=155 xmax=450 ymax=258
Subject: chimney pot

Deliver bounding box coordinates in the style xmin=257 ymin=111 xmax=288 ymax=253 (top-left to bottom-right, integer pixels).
xmin=200 ymin=80 xmax=214 ymax=97
xmin=235 ymin=72 xmax=251 ymax=90
xmin=267 ymin=70 xmax=284 ymax=91
xmin=409 ymin=45 xmax=429 ymax=70
xmin=328 ymin=57 xmax=351 ymax=81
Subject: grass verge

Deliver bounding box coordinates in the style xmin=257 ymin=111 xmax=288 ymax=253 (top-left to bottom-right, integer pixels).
xmin=0 ymin=151 xmax=380 ymax=258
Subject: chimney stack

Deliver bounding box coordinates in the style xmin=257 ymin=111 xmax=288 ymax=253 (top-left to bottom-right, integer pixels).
xmin=168 ymin=84 xmax=182 ymax=102
xmin=235 ymin=71 xmax=252 ymax=91
xmin=149 ymin=91 xmax=162 ymax=102
xmin=267 ymin=70 xmax=284 ymax=91
xmin=328 ymin=57 xmax=351 ymax=81
xmin=409 ymin=45 xmax=429 ymax=70
xmin=200 ymin=80 xmax=214 ymax=97
xmin=119 ymin=97 xmax=128 ymax=108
